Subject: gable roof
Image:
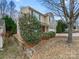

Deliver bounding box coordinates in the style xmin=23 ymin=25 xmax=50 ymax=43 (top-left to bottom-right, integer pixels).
xmin=21 ymin=6 xmax=53 ymax=17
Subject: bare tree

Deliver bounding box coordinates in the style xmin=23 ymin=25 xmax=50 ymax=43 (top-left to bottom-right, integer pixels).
xmin=0 ymin=0 xmax=16 ymax=18
xmin=8 ymin=0 xmax=16 ymax=17
xmin=0 ymin=0 xmax=7 ymax=16
xmin=39 ymin=0 xmax=79 ymax=43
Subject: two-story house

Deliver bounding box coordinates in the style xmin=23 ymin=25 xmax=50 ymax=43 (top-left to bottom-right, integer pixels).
xmin=19 ymin=6 xmax=57 ymax=32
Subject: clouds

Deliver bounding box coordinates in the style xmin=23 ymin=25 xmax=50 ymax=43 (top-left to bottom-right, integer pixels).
xmin=77 ymin=0 xmax=79 ymax=2
xmin=15 ymin=0 xmax=20 ymax=2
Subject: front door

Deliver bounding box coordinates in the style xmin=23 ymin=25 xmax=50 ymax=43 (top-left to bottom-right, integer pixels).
xmin=41 ymin=26 xmax=45 ymax=32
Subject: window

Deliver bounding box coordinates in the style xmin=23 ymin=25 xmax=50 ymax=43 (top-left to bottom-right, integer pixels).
xmin=49 ymin=16 xmax=53 ymax=23
xmin=33 ymin=11 xmax=40 ymax=20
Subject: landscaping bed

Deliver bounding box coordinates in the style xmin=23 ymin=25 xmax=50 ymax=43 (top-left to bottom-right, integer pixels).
xmin=15 ymin=31 xmax=56 ymax=48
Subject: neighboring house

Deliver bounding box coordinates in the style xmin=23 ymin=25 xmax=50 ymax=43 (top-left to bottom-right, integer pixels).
xmin=74 ymin=18 xmax=79 ymax=32
xmin=0 ymin=20 xmax=5 ymax=49
xmin=76 ymin=18 xmax=79 ymax=29
xmin=20 ymin=6 xmax=57 ymax=32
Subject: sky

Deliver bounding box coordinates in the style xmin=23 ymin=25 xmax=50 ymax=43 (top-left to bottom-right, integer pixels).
xmin=7 ymin=0 xmax=64 ymax=20
xmin=12 ymin=0 xmax=61 ymax=20
xmin=9 ymin=0 xmax=50 ymax=14
xmin=8 ymin=0 xmax=79 ymax=20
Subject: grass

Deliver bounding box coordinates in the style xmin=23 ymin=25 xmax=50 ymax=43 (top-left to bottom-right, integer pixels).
xmin=0 ymin=36 xmax=25 ymax=59
xmin=0 ymin=51 xmax=4 ymax=59
xmin=1 ymin=35 xmax=79 ymax=59
xmin=32 ymin=37 xmax=79 ymax=59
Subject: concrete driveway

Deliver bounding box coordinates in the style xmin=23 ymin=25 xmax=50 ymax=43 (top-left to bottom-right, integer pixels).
xmin=56 ymin=33 xmax=79 ymax=37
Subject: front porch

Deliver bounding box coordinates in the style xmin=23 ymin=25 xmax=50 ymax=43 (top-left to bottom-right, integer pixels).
xmin=41 ymin=22 xmax=49 ymax=32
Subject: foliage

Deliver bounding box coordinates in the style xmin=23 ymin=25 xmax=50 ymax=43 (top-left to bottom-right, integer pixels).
xmin=48 ymin=31 xmax=56 ymax=37
xmin=42 ymin=31 xmax=56 ymax=40
xmin=2 ymin=16 xmax=17 ymax=36
xmin=56 ymin=20 xmax=67 ymax=33
xmin=19 ymin=14 xmax=41 ymax=45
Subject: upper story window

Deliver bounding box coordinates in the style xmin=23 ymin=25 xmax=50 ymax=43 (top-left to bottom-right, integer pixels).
xmin=33 ymin=11 xmax=40 ymax=20
xmin=49 ymin=16 xmax=54 ymax=23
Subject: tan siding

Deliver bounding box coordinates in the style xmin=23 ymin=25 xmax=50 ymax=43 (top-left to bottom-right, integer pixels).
xmin=40 ymin=16 xmax=44 ymax=23
xmin=44 ymin=16 xmax=50 ymax=25
xmin=20 ymin=7 xmax=56 ymax=32
xmin=21 ymin=8 xmax=31 ymax=14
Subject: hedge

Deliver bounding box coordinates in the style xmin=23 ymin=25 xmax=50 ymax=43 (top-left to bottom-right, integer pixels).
xmin=41 ymin=31 xmax=56 ymax=40
xmin=19 ymin=14 xmax=41 ymax=45
xmin=2 ymin=15 xmax=17 ymax=36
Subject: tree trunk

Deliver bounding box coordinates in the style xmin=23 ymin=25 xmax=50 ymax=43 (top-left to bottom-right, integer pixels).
xmin=67 ymin=23 xmax=73 ymax=43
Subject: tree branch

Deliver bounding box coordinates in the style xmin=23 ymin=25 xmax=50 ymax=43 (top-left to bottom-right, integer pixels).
xmin=60 ymin=0 xmax=69 ymax=21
